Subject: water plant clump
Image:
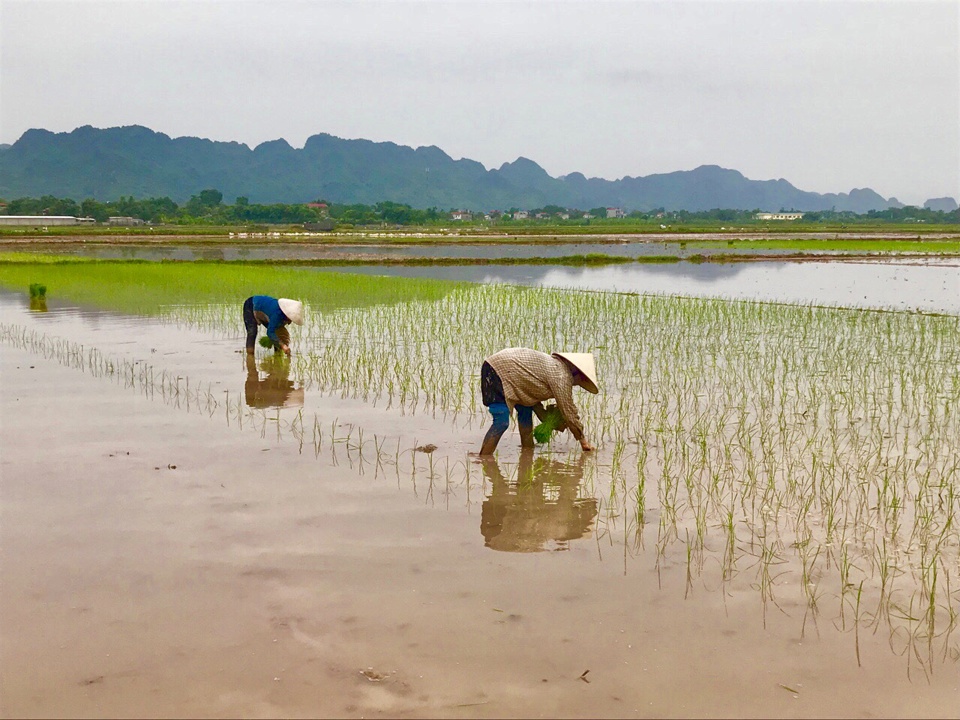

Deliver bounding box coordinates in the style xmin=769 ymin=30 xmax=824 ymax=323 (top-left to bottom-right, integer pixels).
xmin=28 ymin=283 xmax=46 ymax=298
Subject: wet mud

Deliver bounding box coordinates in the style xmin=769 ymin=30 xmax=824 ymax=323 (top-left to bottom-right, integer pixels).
xmin=1 ymin=298 xmax=958 ymax=718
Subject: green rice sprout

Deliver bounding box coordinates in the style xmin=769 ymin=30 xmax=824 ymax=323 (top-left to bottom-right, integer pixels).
xmin=533 ymin=404 xmax=566 ymax=443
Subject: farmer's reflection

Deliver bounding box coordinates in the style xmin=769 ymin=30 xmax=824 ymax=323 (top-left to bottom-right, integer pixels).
xmin=480 ymin=452 xmax=597 ymax=553
xmin=244 ymin=354 xmax=304 ymax=409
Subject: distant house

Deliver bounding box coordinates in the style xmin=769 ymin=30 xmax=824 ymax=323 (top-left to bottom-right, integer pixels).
xmin=606 ymin=207 xmax=625 ymax=219
xmin=535 ymin=212 xmax=549 ymax=220
xmin=108 ymin=216 xmax=146 ymax=226
xmin=0 ymin=215 xmax=80 ymax=226
xmin=304 ymin=219 xmax=335 ymax=232
xmin=558 ymin=213 xmax=570 ymax=220
xmin=451 ymin=210 xmax=472 ymax=221
xmin=756 ymin=212 xmax=804 ymax=221
xmin=513 ymin=210 xmax=529 ymax=220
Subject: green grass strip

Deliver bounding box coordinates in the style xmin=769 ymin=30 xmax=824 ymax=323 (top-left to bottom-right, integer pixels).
xmin=0 ymin=261 xmax=463 ymax=315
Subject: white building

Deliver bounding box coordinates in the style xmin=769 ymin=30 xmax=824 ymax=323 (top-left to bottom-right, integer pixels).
xmin=606 ymin=207 xmax=626 ymax=219
xmin=0 ymin=215 xmax=81 ymax=226
xmin=755 ymin=212 xmax=804 ymax=221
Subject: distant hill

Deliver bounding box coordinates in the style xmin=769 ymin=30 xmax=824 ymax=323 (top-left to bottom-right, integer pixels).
xmin=924 ymin=197 xmax=959 ymax=213
xmin=0 ymin=124 xmax=910 ymax=212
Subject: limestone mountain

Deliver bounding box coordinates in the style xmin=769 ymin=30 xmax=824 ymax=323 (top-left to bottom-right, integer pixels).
xmin=0 ymin=124 xmax=901 ymax=212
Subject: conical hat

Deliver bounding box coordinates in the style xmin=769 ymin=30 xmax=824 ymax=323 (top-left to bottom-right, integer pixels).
xmin=277 ymin=298 xmax=304 ymax=326
xmin=552 ymin=352 xmax=599 ymax=394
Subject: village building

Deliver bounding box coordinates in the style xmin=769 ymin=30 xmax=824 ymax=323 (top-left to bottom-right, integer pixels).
xmin=755 ymin=212 xmax=804 ymax=221
xmin=0 ymin=215 xmax=85 ymax=226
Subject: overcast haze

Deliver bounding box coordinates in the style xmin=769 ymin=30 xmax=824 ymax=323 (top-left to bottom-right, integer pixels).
xmin=2 ymin=0 xmax=958 ymax=205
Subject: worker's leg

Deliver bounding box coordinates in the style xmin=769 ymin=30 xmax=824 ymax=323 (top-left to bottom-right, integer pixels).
xmin=243 ymin=297 xmax=258 ymax=352
xmin=479 ymin=361 xmax=509 ymax=455
xmin=516 ymin=405 xmax=535 ymax=448
xmin=480 ymin=402 xmax=510 ymax=456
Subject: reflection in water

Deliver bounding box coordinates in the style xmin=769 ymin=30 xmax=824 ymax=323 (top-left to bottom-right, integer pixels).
xmin=480 ymin=452 xmax=597 ymax=552
xmin=320 ymin=259 xmax=960 ymax=315
xmin=28 ymin=297 xmax=48 ymax=312
xmin=244 ymin=354 xmax=304 ymax=409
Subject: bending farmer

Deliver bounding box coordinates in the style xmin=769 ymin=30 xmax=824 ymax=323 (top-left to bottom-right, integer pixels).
xmin=479 ymin=347 xmax=599 ymax=455
xmin=243 ymin=295 xmax=304 ymax=356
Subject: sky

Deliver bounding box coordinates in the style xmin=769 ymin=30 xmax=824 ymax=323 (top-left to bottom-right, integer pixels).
xmin=1 ymin=0 xmax=958 ymax=205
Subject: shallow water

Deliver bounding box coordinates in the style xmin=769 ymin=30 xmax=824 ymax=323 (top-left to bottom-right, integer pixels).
xmin=2 ymin=289 xmax=958 ymax=717
xmin=321 ymin=257 xmax=960 ymax=315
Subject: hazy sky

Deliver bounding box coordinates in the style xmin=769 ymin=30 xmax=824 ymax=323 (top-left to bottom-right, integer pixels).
xmin=2 ymin=0 xmax=958 ymax=204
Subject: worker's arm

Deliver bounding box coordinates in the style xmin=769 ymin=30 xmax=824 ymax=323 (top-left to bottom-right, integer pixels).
xmin=532 ymin=402 xmax=547 ymax=420
xmin=265 ymin=317 xmax=291 ymax=355
xmin=551 ymin=381 xmax=592 ymax=450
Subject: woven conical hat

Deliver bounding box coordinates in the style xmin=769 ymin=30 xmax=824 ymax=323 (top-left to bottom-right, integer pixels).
xmin=277 ymin=298 xmax=304 ymax=326
xmin=552 ymin=352 xmax=599 ymax=394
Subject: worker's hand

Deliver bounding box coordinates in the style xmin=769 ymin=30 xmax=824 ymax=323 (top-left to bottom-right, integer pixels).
xmin=580 ymin=439 xmax=595 ymax=452
xmin=281 ymin=344 xmax=291 ymax=356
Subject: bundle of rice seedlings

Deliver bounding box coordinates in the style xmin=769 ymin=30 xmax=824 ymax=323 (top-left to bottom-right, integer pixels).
xmin=533 ymin=404 xmax=566 ymax=444
xmin=259 ymin=336 xmax=275 ymax=349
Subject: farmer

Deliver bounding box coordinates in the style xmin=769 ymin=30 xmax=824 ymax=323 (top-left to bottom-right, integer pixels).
xmin=479 ymin=347 xmax=599 ymax=455
xmin=243 ymin=295 xmax=304 ymax=356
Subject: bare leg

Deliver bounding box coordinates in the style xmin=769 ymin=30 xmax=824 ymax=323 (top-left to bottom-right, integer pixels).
xmin=517 ymin=405 xmax=535 ymax=448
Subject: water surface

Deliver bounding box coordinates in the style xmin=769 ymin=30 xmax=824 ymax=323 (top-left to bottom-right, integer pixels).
xmin=320 ymin=258 xmax=960 ymax=315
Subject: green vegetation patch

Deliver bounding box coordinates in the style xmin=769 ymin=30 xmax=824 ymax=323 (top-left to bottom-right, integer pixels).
xmin=0 ymin=261 xmax=462 ymax=316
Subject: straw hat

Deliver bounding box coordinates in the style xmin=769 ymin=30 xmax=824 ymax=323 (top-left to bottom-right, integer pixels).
xmin=278 ymin=298 xmax=304 ymax=326
xmin=552 ymin=352 xmax=599 ymax=394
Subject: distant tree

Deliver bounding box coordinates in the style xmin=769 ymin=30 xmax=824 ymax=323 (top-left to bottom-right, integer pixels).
xmin=185 ymin=189 xmax=223 ymax=216
xmin=80 ymin=199 xmax=110 ymax=222
xmin=198 ymin=189 xmax=223 ymax=207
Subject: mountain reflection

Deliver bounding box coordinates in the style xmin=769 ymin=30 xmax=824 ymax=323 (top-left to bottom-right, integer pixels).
xmin=479 ymin=452 xmax=598 ymax=553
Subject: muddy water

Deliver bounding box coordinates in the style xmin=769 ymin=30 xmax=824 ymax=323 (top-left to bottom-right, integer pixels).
xmin=2 ymin=295 xmax=958 ymax=717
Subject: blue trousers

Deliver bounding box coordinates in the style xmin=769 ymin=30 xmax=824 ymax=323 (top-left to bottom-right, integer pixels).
xmin=483 ymin=401 xmax=534 ymax=450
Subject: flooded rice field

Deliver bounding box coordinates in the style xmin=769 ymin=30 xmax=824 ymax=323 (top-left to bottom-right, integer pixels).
xmin=324 ymin=257 xmax=960 ymax=315
xmin=2 ymin=240 xmax=806 ymax=262
xmin=1 ymin=265 xmax=959 ymax=717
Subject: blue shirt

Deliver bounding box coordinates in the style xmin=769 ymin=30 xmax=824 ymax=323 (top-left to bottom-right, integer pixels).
xmin=251 ymin=295 xmax=290 ymax=345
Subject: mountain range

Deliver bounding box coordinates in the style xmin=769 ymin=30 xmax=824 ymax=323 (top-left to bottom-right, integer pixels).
xmin=0 ymin=124 xmax=941 ymax=213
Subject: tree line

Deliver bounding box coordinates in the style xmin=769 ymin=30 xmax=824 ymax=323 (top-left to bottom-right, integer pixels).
xmin=1 ymin=191 xmax=957 ymax=225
